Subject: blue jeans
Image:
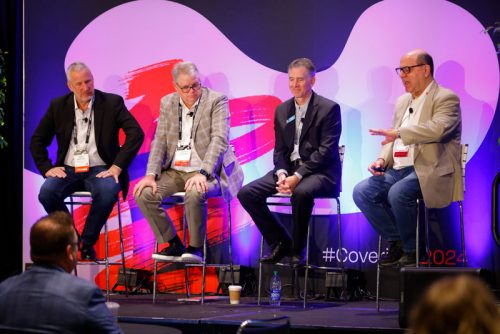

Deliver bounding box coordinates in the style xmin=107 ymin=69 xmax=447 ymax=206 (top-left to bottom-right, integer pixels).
xmin=38 ymin=165 xmax=121 ymax=246
xmin=352 ymin=167 xmax=422 ymax=252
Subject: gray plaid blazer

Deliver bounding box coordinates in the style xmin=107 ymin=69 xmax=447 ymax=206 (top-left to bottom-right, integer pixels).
xmin=146 ymin=87 xmax=243 ymax=200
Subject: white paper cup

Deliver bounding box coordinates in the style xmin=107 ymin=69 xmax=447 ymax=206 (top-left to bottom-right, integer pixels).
xmin=228 ymin=285 xmax=242 ymax=305
xmin=105 ymin=301 xmax=120 ymax=319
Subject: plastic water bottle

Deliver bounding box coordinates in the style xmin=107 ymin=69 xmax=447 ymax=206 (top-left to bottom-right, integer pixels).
xmin=270 ymin=271 xmax=281 ymax=306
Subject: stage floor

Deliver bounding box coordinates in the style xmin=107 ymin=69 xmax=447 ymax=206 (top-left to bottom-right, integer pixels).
xmin=114 ymin=294 xmax=404 ymax=334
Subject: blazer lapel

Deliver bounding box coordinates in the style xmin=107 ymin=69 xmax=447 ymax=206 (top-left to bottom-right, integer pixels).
xmin=416 ymin=81 xmax=438 ymax=125
xmin=191 ymin=88 xmax=206 ymax=140
xmin=168 ymin=95 xmax=181 ymax=155
xmin=92 ymin=91 xmax=104 ymax=145
xmin=413 ymin=81 xmax=438 ymax=161
xmin=284 ymin=99 xmax=296 ymax=149
xmin=395 ymin=96 xmax=411 ymax=127
xmin=62 ymin=95 xmax=76 ymax=152
xmin=299 ymin=92 xmax=317 ymax=142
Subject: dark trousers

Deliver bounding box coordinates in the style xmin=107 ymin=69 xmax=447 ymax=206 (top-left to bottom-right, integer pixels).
xmin=238 ymin=170 xmax=337 ymax=255
xmin=38 ymin=165 xmax=121 ymax=246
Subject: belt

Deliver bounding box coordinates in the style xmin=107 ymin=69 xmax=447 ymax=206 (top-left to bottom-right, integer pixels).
xmin=291 ymin=159 xmax=303 ymax=167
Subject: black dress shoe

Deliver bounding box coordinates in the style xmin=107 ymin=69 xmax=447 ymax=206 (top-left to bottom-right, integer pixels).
xmin=260 ymin=241 xmax=290 ymax=264
xmin=290 ymin=254 xmax=305 ymax=268
xmin=80 ymin=245 xmax=97 ymax=261
xmin=379 ymin=241 xmax=403 ymax=267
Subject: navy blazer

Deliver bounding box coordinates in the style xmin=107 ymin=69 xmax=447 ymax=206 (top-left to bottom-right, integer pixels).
xmin=30 ymin=89 xmax=144 ymax=198
xmin=273 ymin=91 xmax=342 ymax=193
xmin=0 ymin=264 xmax=122 ymax=333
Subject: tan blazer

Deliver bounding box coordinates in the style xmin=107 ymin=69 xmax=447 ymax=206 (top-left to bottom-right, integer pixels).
xmin=379 ymin=81 xmax=463 ymax=208
xmin=146 ymin=87 xmax=243 ymax=200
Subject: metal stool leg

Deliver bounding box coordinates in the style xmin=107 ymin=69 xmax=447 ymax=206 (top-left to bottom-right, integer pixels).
xmin=376 ymin=236 xmax=381 ymax=311
xmin=424 ymin=205 xmax=430 ymax=267
xmin=69 ymin=196 xmax=79 ymax=277
xmin=459 ymin=201 xmax=467 ymax=266
xmin=182 ymin=211 xmax=191 ymax=299
xmin=303 ymin=220 xmax=311 ymax=308
xmin=257 ymin=236 xmax=264 ymax=305
xmin=336 ymin=198 xmax=345 ymax=300
xmin=201 ymin=235 xmax=207 ymax=304
xmin=153 ymin=242 xmax=158 ymax=303
xmin=105 ymin=221 xmax=110 ymax=301
xmin=116 ymin=199 xmax=129 ymax=296
xmin=227 ymin=201 xmax=235 ymax=286
xmin=416 ymin=199 xmax=420 ymax=268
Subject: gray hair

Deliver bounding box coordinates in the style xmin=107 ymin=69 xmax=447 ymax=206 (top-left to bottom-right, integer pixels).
xmin=288 ymin=58 xmax=316 ymax=77
xmin=66 ymin=62 xmax=91 ymax=81
xmin=172 ymin=61 xmax=199 ymax=84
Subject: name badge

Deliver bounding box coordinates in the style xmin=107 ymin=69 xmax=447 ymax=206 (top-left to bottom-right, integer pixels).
xmin=173 ymin=147 xmax=191 ymax=167
xmin=394 ymin=150 xmax=409 ymax=158
xmin=393 ymin=139 xmax=409 ymax=158
xmin=74 ymin=150 xmax=90 ymax=173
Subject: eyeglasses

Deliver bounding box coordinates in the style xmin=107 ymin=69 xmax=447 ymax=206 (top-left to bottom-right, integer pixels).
xmin=177 ymin=82 xmax=202 ymax=93
xmin=395 ymin=64 xmax=426 ymax=75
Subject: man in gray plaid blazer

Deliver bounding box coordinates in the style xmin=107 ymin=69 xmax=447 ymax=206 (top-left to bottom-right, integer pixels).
xmin=134 ymin=61 xmax=243 ymax=263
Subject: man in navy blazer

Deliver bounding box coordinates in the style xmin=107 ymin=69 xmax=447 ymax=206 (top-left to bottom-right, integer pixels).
xmin=0 ymin=211 xmax=122 ymax=333
xmin=30 ymin=62 xmax=144 ymax=260
xmin=238 ymin=58 xmax=342 ymax=267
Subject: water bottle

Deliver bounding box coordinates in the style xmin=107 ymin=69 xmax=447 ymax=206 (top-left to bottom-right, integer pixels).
xmin=270 ymin=271 xmax=281 ymax=306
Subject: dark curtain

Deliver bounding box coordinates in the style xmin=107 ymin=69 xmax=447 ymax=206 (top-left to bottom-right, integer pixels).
xmin=0 ymin=0 xmax=23 ymax=281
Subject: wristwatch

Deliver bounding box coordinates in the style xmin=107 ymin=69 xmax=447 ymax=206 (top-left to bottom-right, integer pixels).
xmin=199 ymin=169 xmax=210 ymax=178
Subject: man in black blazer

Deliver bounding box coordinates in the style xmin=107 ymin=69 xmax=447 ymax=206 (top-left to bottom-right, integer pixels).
xmin=238 ymin=58 xmax=342 ymax=267
xmin=30 ymin=62 xmax=144 ymax=260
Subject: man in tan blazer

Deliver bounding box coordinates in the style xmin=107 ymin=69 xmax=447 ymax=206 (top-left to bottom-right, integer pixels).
xmin=353 ymin=49 xmax=462 ymax=267
xmin=134 ymin=61 xmax=243 ymax=263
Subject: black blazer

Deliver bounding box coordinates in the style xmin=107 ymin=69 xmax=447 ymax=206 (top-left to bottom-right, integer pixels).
xmin=30 ymin=89 xmax=144 ymax=198
xmin=273 ymin=91 xmax=342 ymax=193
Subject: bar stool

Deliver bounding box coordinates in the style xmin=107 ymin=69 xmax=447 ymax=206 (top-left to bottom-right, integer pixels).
xmin=257 ymin=145 xmax=345 ymax=308
xmin=375 ymin=144 xmax=468 ymax=310
xmin=65 ymin=191 xmax=128 ymax=301
xmin=152 ymin=192 xmax=235 ymax=304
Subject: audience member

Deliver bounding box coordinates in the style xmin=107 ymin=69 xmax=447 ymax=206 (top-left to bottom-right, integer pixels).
xmin=408 ymin=275 xmax=500 ymax=334
xmin=0 ymin=211 xmax=123 ymax=333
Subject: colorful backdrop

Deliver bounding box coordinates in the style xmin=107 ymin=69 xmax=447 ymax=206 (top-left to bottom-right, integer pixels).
xmin=23 ymin=0 xmax=500 ymax=293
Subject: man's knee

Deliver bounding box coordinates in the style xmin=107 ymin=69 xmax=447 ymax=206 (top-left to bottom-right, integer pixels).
xmin=387 ymin=186 xmax=417 ymax=207
xmin=38 ymin=182 xmax=60 ymax=205
xmin=352 ymin=180 xmax=366 ymax=204
xmin=134 ymin=187 xmax=156 ymax=205
xmin=291 ymin=187 xmax=313 ymax=205
xmin=237 ymin=184 xmax=252 ymax=203
xmin=184 ymin=188 xmax=207 ymax=205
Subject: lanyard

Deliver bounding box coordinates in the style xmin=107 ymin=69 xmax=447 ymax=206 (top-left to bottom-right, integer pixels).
xmin=177 ymin=95 xmax=201 ymax=146
xmin=73 ymin=106 xmax=94 ymax=146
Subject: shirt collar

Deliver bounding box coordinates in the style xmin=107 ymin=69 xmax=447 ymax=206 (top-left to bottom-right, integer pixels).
xmin=73 ymin=95 xmax=94 ymax=112
xmin=179 ymin=95 xmax=201 ymax=111
xmin=294 ymin=93 xmax=312 ymax=111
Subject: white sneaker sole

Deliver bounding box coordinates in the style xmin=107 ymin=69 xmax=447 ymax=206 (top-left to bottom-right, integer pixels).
xmin=152 ymin=253 xmax=183 ymax=262
xmin=181 ymin=254 xmax=203 ymax=263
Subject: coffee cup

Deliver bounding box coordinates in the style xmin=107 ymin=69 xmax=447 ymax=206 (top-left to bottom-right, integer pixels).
xmin=228 ymin=285 xmax=242 ymax=305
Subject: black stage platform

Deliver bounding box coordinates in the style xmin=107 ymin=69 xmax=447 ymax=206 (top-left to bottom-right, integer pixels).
xmin=114 ymin=294 xmax=403 ymax=334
